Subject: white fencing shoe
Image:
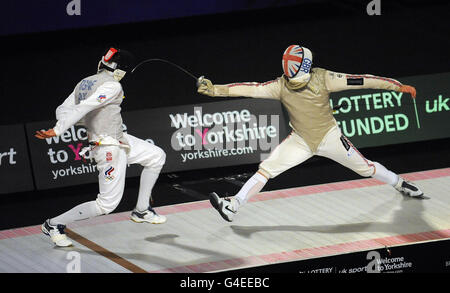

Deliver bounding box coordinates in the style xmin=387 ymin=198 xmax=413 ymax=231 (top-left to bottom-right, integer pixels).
xmin=395 ymin=177 xmax=424 ymax=197
xmin=131 ymin=207 xmax=166 ymax=224
xmin=209 ymin=192 xmax=237 ymax=222
xmin=41 ymin=219 xmax=73 ymax=247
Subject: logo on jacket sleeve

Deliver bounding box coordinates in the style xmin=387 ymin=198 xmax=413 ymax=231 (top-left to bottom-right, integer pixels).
xmin=104 ymin=166 xmax=115 ymax=181
xmin=97 ymin=95 xmax=107 ymax=102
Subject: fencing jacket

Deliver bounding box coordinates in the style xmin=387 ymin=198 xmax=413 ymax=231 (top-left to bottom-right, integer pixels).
xmin=211 ymin=68 xmax=402 ymax=152
xmin=53 ymin=71 xmax=126 ymax=145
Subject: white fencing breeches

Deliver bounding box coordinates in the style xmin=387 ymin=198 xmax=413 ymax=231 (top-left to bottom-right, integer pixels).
xmin=51 ymin=133 xmax=166 ymax=225
xmin=93 ymin=133 xmax=166 ymax=215
xmin=258 ymin=125 xmax=377 ymax=179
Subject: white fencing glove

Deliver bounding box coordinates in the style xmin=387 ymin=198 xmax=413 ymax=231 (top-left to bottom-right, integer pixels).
xmin=197 ymin=78 xmax=215 ymax=97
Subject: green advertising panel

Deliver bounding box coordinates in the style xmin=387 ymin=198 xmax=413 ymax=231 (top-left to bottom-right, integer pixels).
xmin=329 ymin=72 xmax=450 ymax=148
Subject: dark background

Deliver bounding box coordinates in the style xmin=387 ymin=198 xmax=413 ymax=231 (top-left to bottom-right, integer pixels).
xmin=0 ymin=0 xmax=449 ymax=230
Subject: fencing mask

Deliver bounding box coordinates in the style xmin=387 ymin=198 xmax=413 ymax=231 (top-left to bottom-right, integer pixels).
xmin=98 ymin=47 xmax=135 ymax=81
xmin=282 ymin=45 xmax=313 ymax=90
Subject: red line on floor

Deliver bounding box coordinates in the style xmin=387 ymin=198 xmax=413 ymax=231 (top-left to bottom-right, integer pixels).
xmin=1 ymin=167 xmax=448 ymax=240
xmin=148 ymin=228 xmax=450 ymax=273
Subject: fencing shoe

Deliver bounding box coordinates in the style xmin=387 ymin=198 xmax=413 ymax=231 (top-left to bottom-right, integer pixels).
xmin=395 ymin=177 xmax=424 ymax=197
xmin=131 ymin=207 xmax=166 ymax=224
xmin=209 ymin=192 xmax=238 ymax=222
xmin=41 ymin=219 xmax=73 ymax=247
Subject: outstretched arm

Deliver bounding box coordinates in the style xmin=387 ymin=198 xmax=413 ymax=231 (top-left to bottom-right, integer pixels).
xmin=197 ymin=78 xmax=282 ymax=100
xmin=325 ymin=70 xmax=416 ymax=98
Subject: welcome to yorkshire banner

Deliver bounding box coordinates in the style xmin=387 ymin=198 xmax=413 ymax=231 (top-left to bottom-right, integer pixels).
xmin=24 ymin=98 xmax=287 ymax=190
xmin=0 ymin=72 xmax=449 ymax=193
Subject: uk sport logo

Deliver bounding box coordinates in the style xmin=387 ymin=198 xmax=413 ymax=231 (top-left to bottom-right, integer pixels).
xmin=104 ymin=166 xmax=115 ymax=181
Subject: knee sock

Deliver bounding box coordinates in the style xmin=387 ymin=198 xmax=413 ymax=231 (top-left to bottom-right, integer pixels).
xmin=372 ymin=162 xmax=399 ymax=186
xmin=50 ymin=201 xmax=102 ymax=226
xmin=136 ymin=167 xmax=160 ymax=212
xmin=233 ymin=172 xmax=268 ymax=210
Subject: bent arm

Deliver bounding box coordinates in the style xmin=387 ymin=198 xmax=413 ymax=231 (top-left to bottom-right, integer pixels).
xmin=53 ymin=81 xmax=122 ymax=136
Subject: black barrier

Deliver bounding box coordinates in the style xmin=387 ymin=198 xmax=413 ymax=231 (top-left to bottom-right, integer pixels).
xmin=232 ymin=239 xmax=450 ymax=273
xmin=25 ymin=98 xmax=287 ymax=190
xmin=122 ymin=98 xmax=287 ymax=173
xmin=5 ymin=72 xmax=450 ymax=192
xmin=0 ymin=124 xmax=34 ymax=194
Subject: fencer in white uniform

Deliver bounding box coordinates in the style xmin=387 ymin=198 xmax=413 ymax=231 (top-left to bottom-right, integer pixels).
xmin=36 ymin=48 xmax=167 ymax=247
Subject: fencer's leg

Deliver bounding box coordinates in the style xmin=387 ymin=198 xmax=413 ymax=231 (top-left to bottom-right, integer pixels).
xmin=246 ymin=131 xmax=313 ymax=202
xmin=44 ymin=201 xmax=103 ymax=247
xmin=43 ymin=146 xmax=126 ymax=247
xmin=131 ymin=167 xmax=167 ymax=224
xmin=210 ymin=132 xmax=313 ymax=222
xmin=318 ymin=126 xmax=423 ymax=197
xmin=125 ymin=133 xmax=167 ymax=223
xmin=94 ymin=146 xmax=128 ymax=215
xmin=370 ymin=162 xmax=423 ymax=197
xmin=235 ymin=172 xmax=268 ymax=206
xmin=317 ymin=126 xmax=377 ymax=178
xmin=49 ymin=201 xmax=103 ymax=225
xmin=135 ymin=167 xmax=160 ymax=212
xmin=372 ymin=161 xmax=398 ymax=185
xmin=209 ymin=171 xmax=268 ymax=222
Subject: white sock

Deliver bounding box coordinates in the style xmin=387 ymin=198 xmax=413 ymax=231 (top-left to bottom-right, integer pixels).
xmin=50 ymin=201 xmax=102 ymax=226
xmin=136 ymin=167 xmax=160 ymax=212
xmin=372 ymin=162 xmax=399 ymax=186
xmin=234 ymin=172 xmax=268 ymax=209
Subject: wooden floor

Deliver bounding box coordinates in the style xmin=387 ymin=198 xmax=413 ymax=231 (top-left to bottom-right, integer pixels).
xmin=1 ymin=168 xmax=449 ymax=273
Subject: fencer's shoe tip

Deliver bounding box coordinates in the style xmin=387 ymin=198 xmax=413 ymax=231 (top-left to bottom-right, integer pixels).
xmin=395 ymin=177 xmax=424 ymax=198
xmin=209 ymin=192 xmax=221 ymax=210
xmin=131 ymin=207 xmax=166 ymax=224
xmin=209 ymin=192 xmax=236 ymax=222
xmin=41 ymin=220 xmax=73 ymax=247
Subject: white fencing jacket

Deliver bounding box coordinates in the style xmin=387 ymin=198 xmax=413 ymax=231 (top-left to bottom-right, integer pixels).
xmin=53 ymin=70 xmax=127 ymax=146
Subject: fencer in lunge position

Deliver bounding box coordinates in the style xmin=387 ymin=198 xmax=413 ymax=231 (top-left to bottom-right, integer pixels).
xmin=35 ymin=48 xmax=167 ymax=247
xmin=198 ymin=44 xmax=424 ymax=222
